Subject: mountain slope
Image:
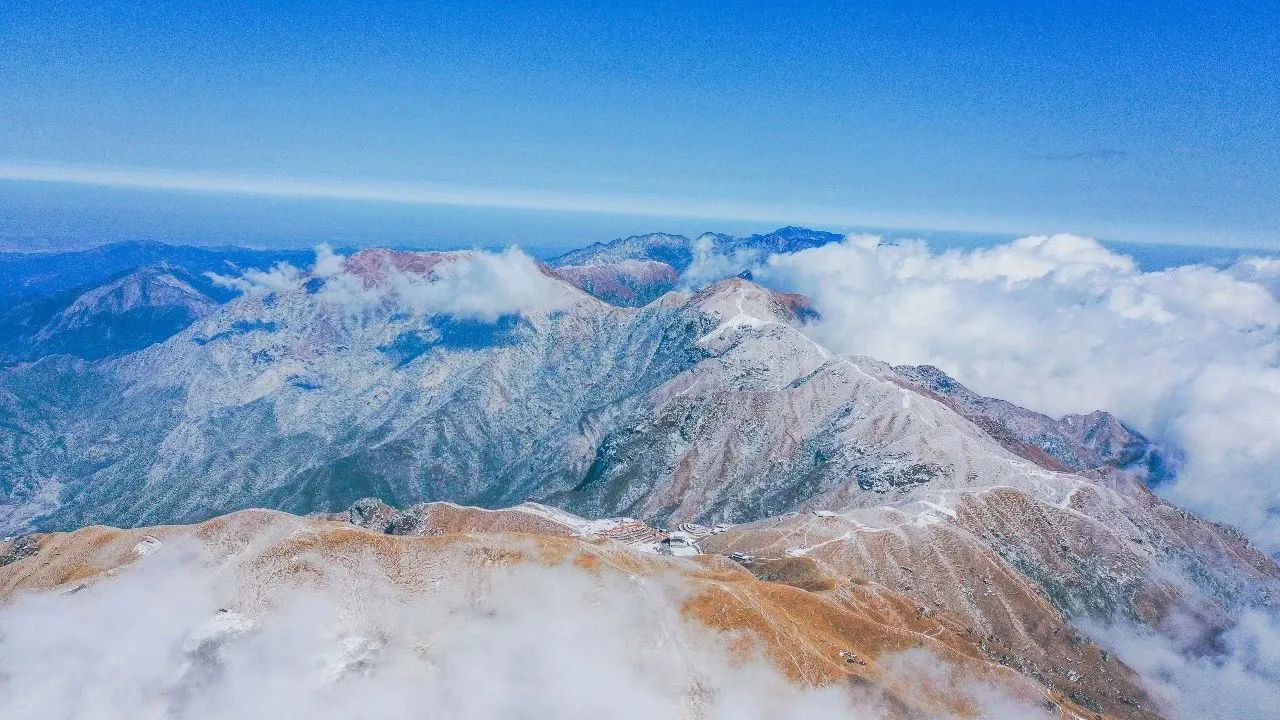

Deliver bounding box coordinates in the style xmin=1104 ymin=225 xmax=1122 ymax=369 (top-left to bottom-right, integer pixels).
xmin=0 ymin=264 xmax=219 ymax=363
xmin=892 ymin=364 xmax=1167 ymax=481
xmin=0 ymin=240 xmax=312 ymax=304
xmin=0 ymin=266 xmax=1113 ymax=533
xmin=549 ymin=258 xmax=679 ymax=306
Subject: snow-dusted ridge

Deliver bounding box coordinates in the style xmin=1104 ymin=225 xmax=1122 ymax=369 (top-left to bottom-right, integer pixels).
xmin=1 ymin=246 xmax=1163 ymax=538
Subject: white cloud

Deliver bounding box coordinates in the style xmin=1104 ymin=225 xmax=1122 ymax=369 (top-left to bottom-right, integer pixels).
xmin=211 ymin=244 xmax=575 ymax=322
xmin=312 ymin=243 xmax=346 ymax=278
xmin=679 ymin=234 xmax=763 ymax=290
xmin=383 ymin=247 xmax=574 ymax=321
xmin=729 ymin=234 xmax=1280 ymax=549
xmin=1229 ymin=255 xmax=1280 ymax=297
xmin=206 ymin=262 xmax=302 ymax=296
xmin=0 ymin=539 xmax=1056 ymax=720
xmin=1080 ymin=608 xmax=1280 ymax=720
xmin=878 ymin=649 xmax=1053 ymax=720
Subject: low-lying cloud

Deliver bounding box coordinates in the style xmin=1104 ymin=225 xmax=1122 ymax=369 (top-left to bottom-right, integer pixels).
xmin=0 ymin=541 xmax=1053 ymax=720
xmin=691 ymin=233 xmax=1280 ymax=550
xmin=210 ymin=245 xmax=574 ymax=322
xmin=1080 ymin=607 xmax=1280 ymax=720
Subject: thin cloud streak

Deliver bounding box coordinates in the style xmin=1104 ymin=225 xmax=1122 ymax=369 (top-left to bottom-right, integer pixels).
xmin=0 ymin=160 xmax=998 ymax=236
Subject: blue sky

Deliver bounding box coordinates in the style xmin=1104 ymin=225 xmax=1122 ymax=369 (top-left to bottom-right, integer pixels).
xmin=1 ymin=1 xmax=1277 ymax=250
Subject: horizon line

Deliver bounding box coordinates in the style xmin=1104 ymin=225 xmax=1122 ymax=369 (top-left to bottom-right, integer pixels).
xmin=0 ymin=160 xmax=1270 ymax=250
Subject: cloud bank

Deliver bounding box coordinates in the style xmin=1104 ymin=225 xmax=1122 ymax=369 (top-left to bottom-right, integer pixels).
xmin=696 ymin=233 xmax=1280 ymax=549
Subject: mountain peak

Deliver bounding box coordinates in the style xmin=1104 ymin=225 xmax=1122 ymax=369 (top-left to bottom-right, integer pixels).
xmin=687 ymin=276 xmax=816 ymax=325
xmin=548 ymin=232 xmax=694 ymax=270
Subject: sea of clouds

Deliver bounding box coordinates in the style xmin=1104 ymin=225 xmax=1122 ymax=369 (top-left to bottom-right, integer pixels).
xmin=684 ymin=233 xmax=1280 ymax=552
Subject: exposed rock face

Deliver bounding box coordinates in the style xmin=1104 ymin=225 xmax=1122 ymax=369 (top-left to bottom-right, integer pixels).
xmin=346 ymin=498 xmax=583 ymax=537
xmin=0 ymin=535 xmax=37 ymax=567
xmin=346 ymin=497 xmax=403 ymax=533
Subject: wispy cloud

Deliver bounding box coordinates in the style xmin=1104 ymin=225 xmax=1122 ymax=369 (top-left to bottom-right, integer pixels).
xmin=0 ymin=160 xmax=917 ymax=230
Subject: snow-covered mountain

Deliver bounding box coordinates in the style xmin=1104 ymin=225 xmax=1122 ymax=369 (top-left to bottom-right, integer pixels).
xmin=548 ymin=226 xmax=845 ymax=272
xmin=0 ymin=246 xmax=1187 ymax=544
xmin=548 ymin=258 xmax=679 ymax=306
xmin=892 ymin=364 xmax=1167 ymax=480
xmin=0 ymin=240 xmax=311 ymax=304
xmin=3 ymin=235 xmax=1279 ymax=720
xmin=0 ymin=254 xmax=1112 ymax=532
xmin=0 ymin=243 xmax=314 ymax=365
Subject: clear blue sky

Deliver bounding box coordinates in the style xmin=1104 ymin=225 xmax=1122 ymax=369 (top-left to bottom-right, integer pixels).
xmin=1 ymin=1 xmax=1277 ymax=249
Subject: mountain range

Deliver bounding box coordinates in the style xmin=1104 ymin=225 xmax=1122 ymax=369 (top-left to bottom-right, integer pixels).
xmin=0 ymin=229 xmax=1275 ymax=720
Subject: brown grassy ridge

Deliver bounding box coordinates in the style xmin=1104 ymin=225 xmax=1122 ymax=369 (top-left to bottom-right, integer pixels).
xmin=1 ymin=506 xmax=1133 ymax=719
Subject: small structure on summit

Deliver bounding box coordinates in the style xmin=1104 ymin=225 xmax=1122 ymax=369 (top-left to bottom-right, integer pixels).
xmin=661 ymin=531 xmax=701 ymax=557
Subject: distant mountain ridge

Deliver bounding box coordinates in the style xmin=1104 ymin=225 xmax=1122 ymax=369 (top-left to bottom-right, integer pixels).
xmin=0 ymin=264 xmax=221 ymax=364
xmin=893 ymin=364 xmax=1168 ymax=482
xmin=0 ymin=240 xmax=313 ymax=303
xmin=548 ymin=225 xmax=845 ymax=272
xmin=544 ymin=225 xmax=845 ymax=306
xmin=0 ymin=243 xmax=314 ymax=365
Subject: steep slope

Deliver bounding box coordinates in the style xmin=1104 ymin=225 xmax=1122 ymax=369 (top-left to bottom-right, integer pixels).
xmin=892 ymin=364 xmax=1167 ymax=480
xmin=703 ymin=473 xmax=1280 ymax=720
